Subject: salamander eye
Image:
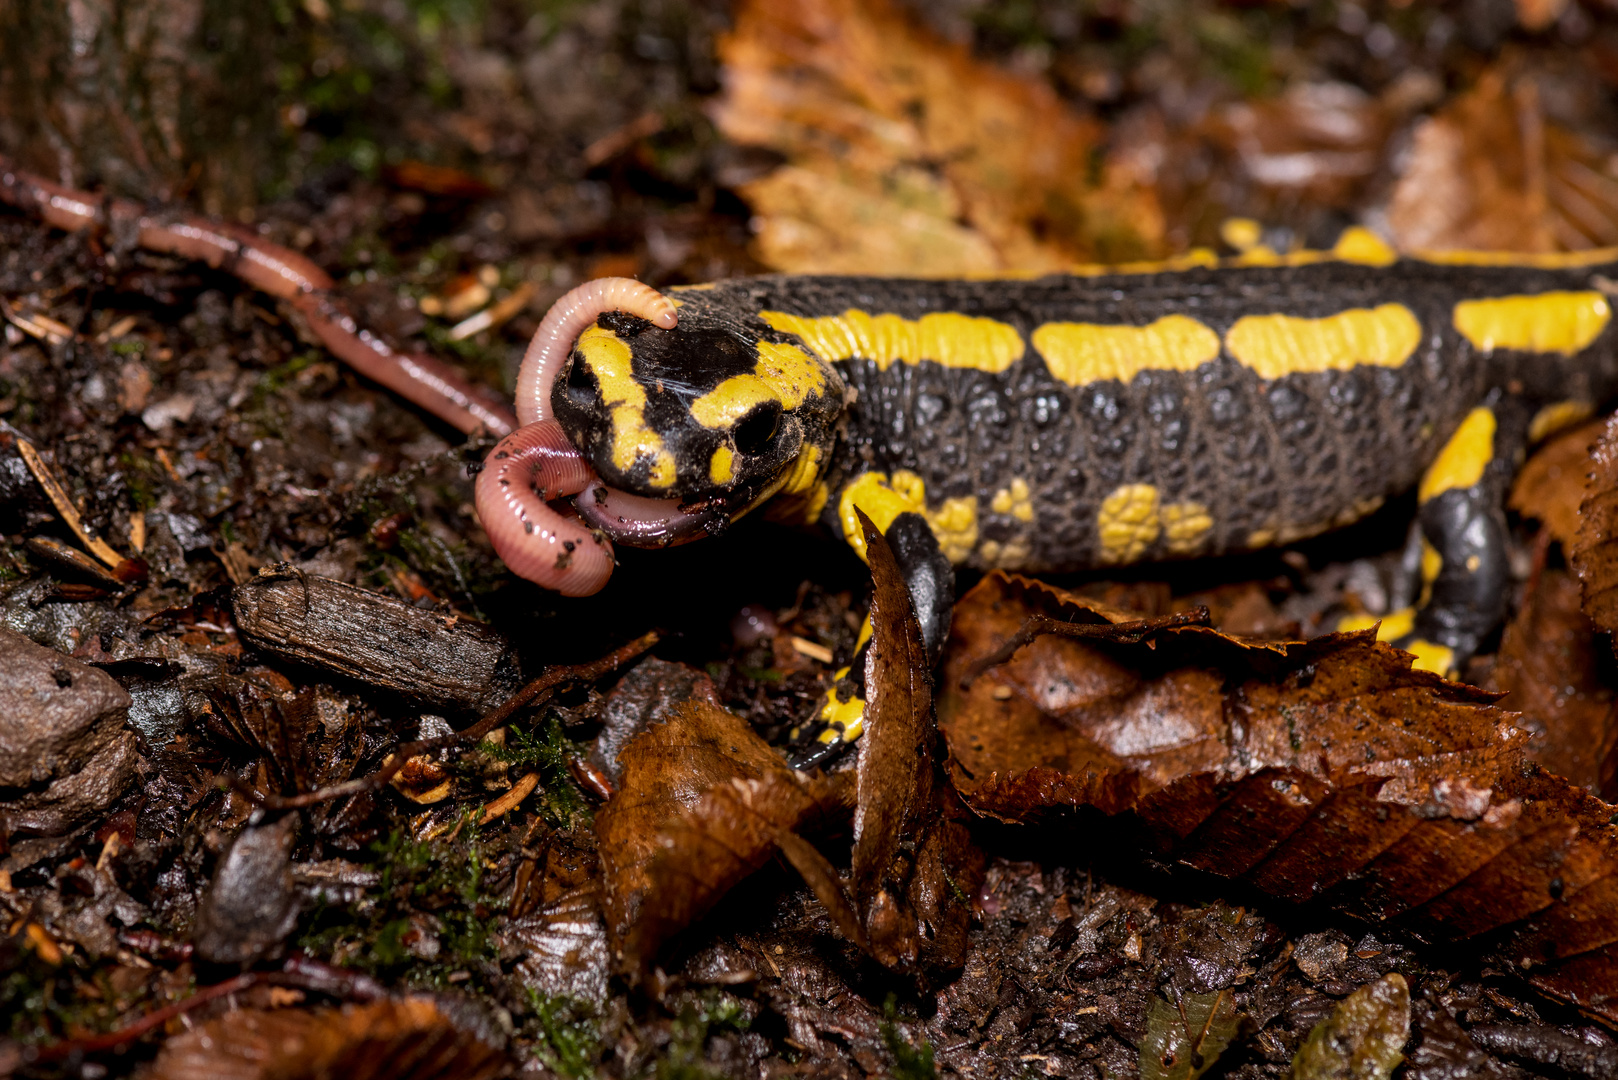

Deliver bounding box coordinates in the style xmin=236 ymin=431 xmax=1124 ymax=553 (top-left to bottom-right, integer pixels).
xmin=564 ymin=354 xmax=596 ymax=398
xmin=733 ymin=402 xmax=782 ymax=456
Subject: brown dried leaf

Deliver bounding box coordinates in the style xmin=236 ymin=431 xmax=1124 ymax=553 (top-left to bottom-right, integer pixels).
xmin=621 ymin=767 xmax=853 ymax=978
xmin=1574 ymin=413 xmax=1618 ymax=634
xmin=1511 ymin=418 xmax=1605 ymax=549
xmin=712 ymin=0 xmax=1162 ymax=274
xmin=939 ymin=572 xmax=1618 ymax=1024
xmin=1387 ymin=65 xmax=1618 ymax=253
xmin=851 ymin=511 xmax=984 ymax=977
xmin=502 ymin=885 xmax=611 ymax=1007
xmin=1209 ymin=83 xmax=1394 ymax=208
xmin=596 ymin=700 xmax=852 ymax=978
xmin=147 ymin=998 xmax=505 ymax=1080
xmin=1487 ymin=568 xmax=1618 ymax=795
xmin=853 ymin=508 xmax=933 ymax=911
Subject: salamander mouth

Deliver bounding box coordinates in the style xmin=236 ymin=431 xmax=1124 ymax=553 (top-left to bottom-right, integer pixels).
xmin=569 ymin=478 xmax=729 ymax=548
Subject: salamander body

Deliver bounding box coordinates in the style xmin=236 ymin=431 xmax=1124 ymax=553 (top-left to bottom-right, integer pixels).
xmin=635 ymin=259 xmax=1607 ymax=566
xmin=544 ymin=233 xmax=1618 ymax=681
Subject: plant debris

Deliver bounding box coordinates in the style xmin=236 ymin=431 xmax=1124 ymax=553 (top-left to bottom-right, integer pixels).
xmin=1292 ymin=972 xmax=1411 ymax=1080
xmin=7 ymin=1 xmax=1618 ymax=1075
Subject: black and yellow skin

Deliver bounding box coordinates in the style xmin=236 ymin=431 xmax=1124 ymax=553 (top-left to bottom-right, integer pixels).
xmin=551 ymin=235 xmax=1618 ymax=759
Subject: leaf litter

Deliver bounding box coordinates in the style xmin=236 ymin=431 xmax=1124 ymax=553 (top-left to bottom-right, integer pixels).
xmin=10 ymin=0 xmax=1618 ymax=1076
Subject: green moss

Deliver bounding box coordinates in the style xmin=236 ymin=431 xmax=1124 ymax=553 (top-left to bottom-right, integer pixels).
xmin=294 ymin=820 xmax=505 ymax=991
xmin=656 ymin=991 xmax=753 ymax=1080
xmin=882 ymin=996 xmax=938 ymax=1080
xmin=483 ymin=713 xmax=589 ymax=826
xmin=524 ymin=990 xmax=603 ymax=1079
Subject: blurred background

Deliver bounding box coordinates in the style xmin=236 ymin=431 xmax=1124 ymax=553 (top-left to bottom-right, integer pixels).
xmin=4 ymin=0 xmax=1615 ymax=375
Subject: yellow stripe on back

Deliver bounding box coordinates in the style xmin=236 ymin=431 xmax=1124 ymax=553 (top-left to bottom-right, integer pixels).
xmin=1451 ymin=291 xmax=1611 ymax=355
xmin=761 ymin=309 xmax=1024 ymax=373
xmin=1033 ymin=315 xmax=1221 ymax=386
xmin=1224 ymin=304 xmax=1422 ymax=379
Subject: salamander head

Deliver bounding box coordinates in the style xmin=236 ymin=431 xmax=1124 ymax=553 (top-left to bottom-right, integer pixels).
xmin=551 ymin=309 xmax=845 ymax=528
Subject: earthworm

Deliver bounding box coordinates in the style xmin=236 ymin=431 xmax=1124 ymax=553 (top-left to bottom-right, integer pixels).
xmin=474 ymin=419 xmax=614 ymax=596
xmin=487 ymin=278 xmax=707 ymax=591
xmin=0 ymin=156 xmax=516 ymax=436
xmin=0 ymin=157 xmax=698 ymax=593
xmin=513 ymin=276 xmax=676 ymax=425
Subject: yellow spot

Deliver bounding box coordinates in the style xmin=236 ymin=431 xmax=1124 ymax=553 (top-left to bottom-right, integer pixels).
xmin=1406 ymin=639 xmax=1456 ymax=677
xmin=1421 ymin=538 xmax=1442 ymax=583
xmin=975 ymin=538 xmax=1032 ymax=568
xmin=1224 ymin=304 xmax=1422 ymax=379
xmin=1220 ymin=217 xmax=1263 ymax=252
xmin=928 ymin=494 xmax=979 ymax=563
xmin=855 ymin=616 xmax=872 ymax=651
xmin=1416 ymin=247 xmax=1618 ymax=269
xmin=1034 ymin=315 xmax=1222 ymax=387
xmin=691 ymin=341 xmax=828 ymax=428
xmin=764 ymin=443 xmax=830 ymax=525
xmin=576 ymin=324 xmax=676 ymax=489
xmin=1529 ymin=400 xmax=1594 ymax=444
xmin=837 ymin=470 xmax=978 ymax=564
xmin=1162 ymin=501 xmax=1213 ymax=555
xmin=1098 ymin=483 xmax=1161 ymax=564
xmin=1418 ymin=407 xmax=1495 ymax=503
xmin=989 ymin=478 xmax=1035 ymax=522
xmin=667 ymin=282 xmax=716 ymax=291
xmin=1233 ymin=244 xmax=1285 ymax=267
xmin=1275 ymin=520 xmax=1334 ymax=544
xmin=1452 ymin=292 xmax=1611 ymax=355
xmin=818 ymin=673 xmax=865 ymax=743
xmin=1246 ymin=528 xmax=1276 ymax=549
xmin=1332 ymin=226 xmax=1398 ymax=267
xmin=709 ymin=445 xmax=734 ymax=485
xmin=760 ymin=309 xmax=1024 ymax=374
xmin=839 ymin=471 xmax=924 ymax=563
xmin=1465 ymin=554 xmax=1480 ymax=572
xmin=1063 ymin=249 xmax=1222 ymax=277
xmin=1337 ymin=606 xmax=1415 ymax=640
xmin=780 ymin=442 xmax=823 ymax=495
xmin=1335 ymin=494 xmax=1386 ymax=527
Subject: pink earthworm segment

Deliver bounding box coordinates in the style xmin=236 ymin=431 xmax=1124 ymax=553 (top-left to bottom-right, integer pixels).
xmin=513 ymin=276 xmax=677 ymax=425
xmin=474 ymin=420 xmax=614 ymax=596
xmin=0 ymin=155 xmax=516 ymax=436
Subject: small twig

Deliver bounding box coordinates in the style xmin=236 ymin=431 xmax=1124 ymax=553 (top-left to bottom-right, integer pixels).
xmin=247 ymin=631 xmax=658 ymax=810
xmin=16 ymin=435 xmax=143 ymax=580
xmin=960 ymin=606 xmax=1211 ymax=688
xmin=479 ymin=771 xmax=540 ymax=825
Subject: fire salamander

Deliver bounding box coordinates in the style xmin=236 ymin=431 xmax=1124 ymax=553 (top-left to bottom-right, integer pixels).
xmin=546 ymin=228 xmax=1618 ymax=766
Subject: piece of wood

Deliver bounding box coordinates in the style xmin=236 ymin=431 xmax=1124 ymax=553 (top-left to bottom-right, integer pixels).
xmin=232 ymin=566 xmax=520 ymax=713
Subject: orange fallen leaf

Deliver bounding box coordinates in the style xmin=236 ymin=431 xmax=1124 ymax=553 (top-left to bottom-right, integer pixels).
xmin=148 ymin=997 xmax=505 ymax=1080
xmin=712 ymin=0 xmax=1163 ymax=274
xmin=1574 ymin=413 xmax=1618 ymax=634
xmin=1512 ymin=418 xmax=1605 ymax=549
xmin=1387 ymin=65 xmax=1618 ymax=253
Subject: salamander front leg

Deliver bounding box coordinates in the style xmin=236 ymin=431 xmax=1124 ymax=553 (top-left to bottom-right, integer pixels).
xmin=786 ymin=511 xmax=953 ymax=769
xmin=1344 ymin=399 xmax=1526 ymax=677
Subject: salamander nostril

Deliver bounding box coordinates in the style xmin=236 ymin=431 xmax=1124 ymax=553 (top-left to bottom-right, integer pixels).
xmin=733 ymin=403 xmax=781 ymax=456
